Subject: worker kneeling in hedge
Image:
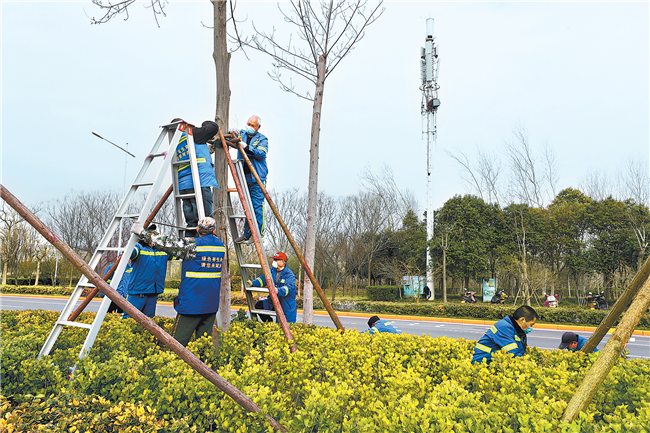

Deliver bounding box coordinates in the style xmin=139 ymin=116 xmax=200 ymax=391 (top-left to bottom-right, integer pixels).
xmin=364 ymin=316 xmax=403 ymax=334
xmin=558 ymin=331 xmax=600 ymax=352
xmin=248 ymin=252 xmax=297 ymax=323
xmin=472 ymin=305 xmax=538 ymax=364
xmin=131 ymin=217 xmax=226 ymax=346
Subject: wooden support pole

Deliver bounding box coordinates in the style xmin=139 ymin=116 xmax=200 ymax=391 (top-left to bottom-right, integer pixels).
xmin=221 ymin=134 xmax=344 ymax=331
xmin=67 ymin=185 xmax=174 ymax=321
xmin=0 ymin=184 xmax=287 ymax=433
xmin=581 ymin=255 xmax=650 ymax=353
xmin=217 ymin=129 xmax=297 ymax=352
xmin=561 ymin=274 xmax=650 ymax=423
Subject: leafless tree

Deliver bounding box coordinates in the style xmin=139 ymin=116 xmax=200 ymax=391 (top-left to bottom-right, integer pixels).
xmin=234 ymin=0 xmax=384 ymax=323
xmin=0 ymin=202 xmax=30 ymax=285
xmin=444 ymin=146 xmax=503 ymax=207
xmin=89 ymin=0 xmax=241 ymax=331
xmin=359 ymin=164 xmax=419 ymax=230
xmin=504 ymin=124 xmax=557 ymax=208
xmin=618 ymin=155 xmax=649 ymax=207
xmin=579 ymin=168 xmax=612 ymax=202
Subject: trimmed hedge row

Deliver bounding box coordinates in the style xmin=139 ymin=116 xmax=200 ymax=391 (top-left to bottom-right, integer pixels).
xmin=366 ymin=285 xmax=404 ymax=301
xmin=2 ymin=309 xmax=650 ymax=432
xmin=0 ymin=285 xmax=89 ymax=297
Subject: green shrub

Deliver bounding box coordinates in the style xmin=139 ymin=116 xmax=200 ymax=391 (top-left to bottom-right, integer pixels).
xmin=2 ymin=309 xmax=650 ymax=432
xmin=366 ymin=285 xmax=403 ymax=301
xmin=165 ymin=279 xmax=181 ymax=289
xmin=0 ymin=285 xmax=85 ymax=296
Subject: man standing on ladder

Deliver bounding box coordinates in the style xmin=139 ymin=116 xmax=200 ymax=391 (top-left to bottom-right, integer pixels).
xmin=174 ymin=119 xmax=220 ymax=237
xmin=233 ymin=115 xmax=268 ymax=243
xmin=248 ymin=252 xmax=297 ymax=323
xmin=131 ymin=217 xmax=226 ymax=346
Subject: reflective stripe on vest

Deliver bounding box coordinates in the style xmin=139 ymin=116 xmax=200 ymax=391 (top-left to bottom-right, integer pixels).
xmin=502 ymin=343 xmax=518 ymax=352
xmin=139 ymin=251 xmax=167 ymax=256
xmin=185 ymin=271 xmax=221 ymax=279
xmin=475 ymin=343 xmax=492 ymax=353
xmin=196 ymin=246 xmax=226 ymax=252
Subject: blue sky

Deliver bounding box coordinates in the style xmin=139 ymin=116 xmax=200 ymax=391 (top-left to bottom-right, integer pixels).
xmin=1 ymin=1 xmax=648 ymax=213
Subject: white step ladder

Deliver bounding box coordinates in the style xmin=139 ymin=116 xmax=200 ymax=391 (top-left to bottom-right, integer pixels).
xmin=38 ymin=120 xmax=209 ymax=362
xmin=226 ymin=159 xmax=274 ymax=321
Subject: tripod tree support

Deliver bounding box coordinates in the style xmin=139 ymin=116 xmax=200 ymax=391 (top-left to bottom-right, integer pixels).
xmin=0 ymin=184 xmax=287 ymax=433
xmin=67 ymin=184 xmax=174 ymax=322
xmin=581 ymin=256 xmax=650 ymax=354
xmin=220 ymin=131 xmax=345 ymax=332
xmin=217 ymin=129 xmax=298 ymax=352
xmin=561 ymin=269 xmax=650 ymax=423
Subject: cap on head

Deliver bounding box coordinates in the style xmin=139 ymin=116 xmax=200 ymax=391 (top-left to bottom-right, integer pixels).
xmin=197 ymin=217 xmax=216 ymax=235
xmin=368 ymin=315 xmax=380 ymax=327
xmin=271 ymin=252 xmax=287 ymax=262
xmin=559 ymin=332 xmax=578 ymax=349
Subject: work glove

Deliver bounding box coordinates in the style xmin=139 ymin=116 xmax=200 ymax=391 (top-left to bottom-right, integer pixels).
xmin=228 ymin=128 xmax=240 ymax=138
xmin=247 ymin=279 xmax=253 ymax=287
xmin=207 ymin=142 xmax=216 ymax=154
xmin=131 ymin=222 xmax=144 ymax=236
xmin=240 ymin=142 xmax=248 ymax=149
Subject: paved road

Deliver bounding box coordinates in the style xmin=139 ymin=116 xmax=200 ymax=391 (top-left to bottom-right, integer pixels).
xmin=2 ymin=295 xmax=649 ymax=359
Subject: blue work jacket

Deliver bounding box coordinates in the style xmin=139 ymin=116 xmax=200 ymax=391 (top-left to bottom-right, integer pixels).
xmin=472 ymin=315 xmax=527 ymax=364
xmin=103 ymin=262 xmax=133 ymax=298
xmin=569 ymin=335 xmax=600 ymax=352
xmin=128 ymin=243 xmax=170 ymax=295
xmin=176 ymin=132 xmax=219 ymax=190
xmin=364 ymin=319 xmax=403 ymax=335
xmin=237 ymin=131 xmax=268 ymax=183
xmin=251 ymin=266 xmax=296 ymax=323
xmin=176 ymin=234 xmax=226 ymax=315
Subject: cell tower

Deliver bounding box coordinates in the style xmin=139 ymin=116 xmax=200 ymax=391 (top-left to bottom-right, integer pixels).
xmin=420 ymin=18 xmax=440 ymax=300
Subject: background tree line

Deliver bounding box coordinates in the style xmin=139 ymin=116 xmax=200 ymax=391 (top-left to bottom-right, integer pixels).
xmin=2 ymin=125 xmax=647 ymax=310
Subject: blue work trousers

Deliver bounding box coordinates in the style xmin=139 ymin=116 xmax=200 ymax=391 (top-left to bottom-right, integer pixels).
xmin=180 ymin=187 xmax=213 ymax=234
xmin=243 ymin=181 xmax=265 ymax=237
xmin=123 ymin=293 xmax=159 ymax=319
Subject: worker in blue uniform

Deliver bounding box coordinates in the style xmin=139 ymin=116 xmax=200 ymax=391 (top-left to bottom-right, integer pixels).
xmin=173 ymin=119 xmax=220 ymax=237
xmin=233 ymin=115 xmax=268 ymax=243
xmin=248 ymin=251 xmax=296 ymax=323
xmin=102 ymin=256 xmax=133 ymax=314
xmin=472 ymin=305 xmax=539 ymax=364
xmin=123 ymin=224 xmax=171 ymax=319
xmin=558 ymin=332 xmax=600 ymax=352
xmin=364 ymin=316 xmax=403 ymax=334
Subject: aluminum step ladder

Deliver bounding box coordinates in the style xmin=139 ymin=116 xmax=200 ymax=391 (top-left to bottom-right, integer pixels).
xmin=226 ymin=158 xmax=275 ymax=321
xmin=38 ymin=120 xmax=208 ymax=363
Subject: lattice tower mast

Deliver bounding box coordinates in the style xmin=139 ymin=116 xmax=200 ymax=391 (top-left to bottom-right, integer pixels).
xmin=420 ymin=18 xmax=440 ymax=299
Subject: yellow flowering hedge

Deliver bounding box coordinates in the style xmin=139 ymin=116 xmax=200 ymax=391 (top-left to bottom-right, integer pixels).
xmin=2 ymin=309 xmax=649 ymax=432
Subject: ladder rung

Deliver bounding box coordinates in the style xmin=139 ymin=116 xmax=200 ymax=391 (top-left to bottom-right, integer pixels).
xmin=96 ymin=247 xmax=123 ymax=252
xmin=227 ymin=188 xmax=238 ymax=193
xmin=149 ymin=152 xmax=167 ymax=158
xmin=133 ymin=182 xmax=154 ymax=187
xmin=247 ymin=287 xmax=269 ymax=293
xmin=58 ymin=321 xmax=93 ymax=330
xmin=171 ymin=160 xmax=187 ymax=166
xmin=78 ymin=282 xmax=96 ymax=288
xmin=249 ymin=309 xmax=276 ymax=316
xmin=176 ymin=193 xmax=196 ymax=199
xmin=229 ymin=214 xmax=245 ymax=219
xmin=241 ymin=264 xmax=262 ymax=269
xmin=116 ymin=214 xmax=140 ymax=219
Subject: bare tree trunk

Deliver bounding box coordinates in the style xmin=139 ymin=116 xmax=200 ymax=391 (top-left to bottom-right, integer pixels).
xmin=2 ymin=262 xmax=6 ymax=285
xmin=303 ymin=55 xmax=326 ymax=325
xmin=442 ymin=249 xmax=447 ymax=303
xmin=213 ymin=0 xmax=231 ymax=331
xmin=34 ymin=261 xmax=41 ymax=286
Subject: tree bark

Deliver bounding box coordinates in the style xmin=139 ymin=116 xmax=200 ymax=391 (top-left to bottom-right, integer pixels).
xmin=212 ymin=0 xmax=231 ymax=331
xmin=2 ymin=262 xmax=6 ymax=285
xmin=562 ymin=272 xmax=650 ymax=423
xmin=442 ymin=248 xmax=447 ymax=303
xmin=581 ymin=255 xmax=650 ymax=353
xmin=302 ymin=55 xmax=326 ymax=325
xmin=35 ymin=261 xmax=41 ymax=286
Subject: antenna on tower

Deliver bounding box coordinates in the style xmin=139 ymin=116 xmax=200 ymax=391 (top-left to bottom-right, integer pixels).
xmin=420 ymin=18 xmax=440 ymax=301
